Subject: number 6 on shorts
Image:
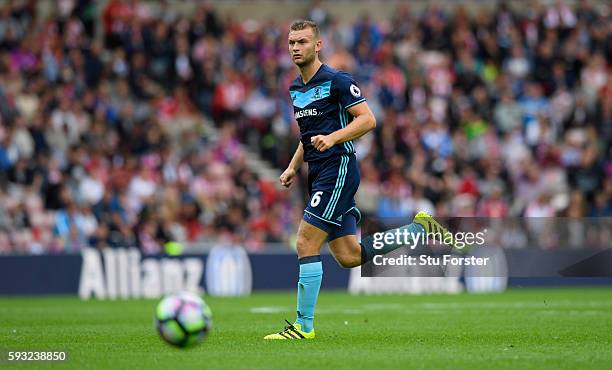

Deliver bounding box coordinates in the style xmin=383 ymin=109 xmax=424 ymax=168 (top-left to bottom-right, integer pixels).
xmin=310 ymin=191 xmax=323 ymax=207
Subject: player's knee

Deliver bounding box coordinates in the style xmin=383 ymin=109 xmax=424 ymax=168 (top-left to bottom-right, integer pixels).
xmin=296 ymin=237 xmax=317 ymax=257
xmin=336 ymin=253 xmax=361 ymax=268
xmin=330 ymin=237 xmax=362 ymax=268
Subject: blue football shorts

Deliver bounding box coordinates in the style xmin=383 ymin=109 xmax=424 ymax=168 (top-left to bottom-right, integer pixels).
xmin=303 ymin=154 xmax=362 ymax=241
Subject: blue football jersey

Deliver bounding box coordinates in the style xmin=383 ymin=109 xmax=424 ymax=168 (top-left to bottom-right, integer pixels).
xmin=289 ymin=64 xmax=366 ymax=162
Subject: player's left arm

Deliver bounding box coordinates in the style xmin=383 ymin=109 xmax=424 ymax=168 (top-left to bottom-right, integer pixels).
xmin=311 ymin=102 xmax=376 ymax=151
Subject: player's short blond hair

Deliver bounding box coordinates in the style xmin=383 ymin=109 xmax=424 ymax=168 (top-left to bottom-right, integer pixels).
xmin=289 ymin=20 xmax=320 ymax=39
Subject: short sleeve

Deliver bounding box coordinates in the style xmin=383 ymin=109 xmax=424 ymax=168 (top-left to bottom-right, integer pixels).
xmin=334 ymin=72 xmax=366 ymax=110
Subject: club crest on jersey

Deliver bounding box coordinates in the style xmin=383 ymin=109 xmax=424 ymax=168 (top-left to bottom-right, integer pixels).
xmin=290 ymin=81 xmax=331 ymax=108
xmin=350 ymin=84 xmax=361 ymax=98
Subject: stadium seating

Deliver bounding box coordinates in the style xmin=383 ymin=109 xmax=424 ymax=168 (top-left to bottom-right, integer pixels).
xmin=0 ymin=0 xmax=609 ymax=254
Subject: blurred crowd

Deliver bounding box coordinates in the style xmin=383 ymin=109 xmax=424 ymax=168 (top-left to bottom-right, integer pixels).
xmin=0 ymin=0 xmax=295 ymax=254
xmin=0 ymin=0 xmax=610 ymax=255
xmin=339 ymin=0 xmax=611 ymax=224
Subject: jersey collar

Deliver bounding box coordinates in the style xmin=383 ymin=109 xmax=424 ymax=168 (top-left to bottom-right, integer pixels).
xmin=300 ymin=63 xmax=326 ymax=85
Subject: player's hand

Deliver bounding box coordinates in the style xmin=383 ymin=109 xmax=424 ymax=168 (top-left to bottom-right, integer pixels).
xmin=279 ymin=168 xmax=296 ymax=188
xmin=311 ymin=135 xmax=336 ymax=152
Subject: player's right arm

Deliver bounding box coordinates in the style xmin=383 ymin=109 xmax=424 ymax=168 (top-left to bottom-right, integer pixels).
xmin=280 ymin=141 xmax=304 ymax=188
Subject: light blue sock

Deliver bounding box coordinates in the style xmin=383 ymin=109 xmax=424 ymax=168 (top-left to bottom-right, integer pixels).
xmin=294 ymin=255 xmax=322 ymax=333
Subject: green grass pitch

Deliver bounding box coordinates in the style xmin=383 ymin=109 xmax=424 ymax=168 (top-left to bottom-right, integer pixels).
xmin=1 ymin=288 xmax=612 ymax=369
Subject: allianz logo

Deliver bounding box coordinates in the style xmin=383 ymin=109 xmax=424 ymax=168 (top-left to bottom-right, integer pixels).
xmin=78 ymin=246 xmax=252 ymax=300
xmin=78 ymin=247 xmax=203 ymax=300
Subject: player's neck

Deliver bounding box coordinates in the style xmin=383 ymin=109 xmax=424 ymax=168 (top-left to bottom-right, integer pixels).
xmin=299 ymin=59 xmax=323 ymax=84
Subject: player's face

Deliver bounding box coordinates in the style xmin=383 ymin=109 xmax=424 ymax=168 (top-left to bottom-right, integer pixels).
xmin=288 ymin=28 xmax=320 ymax=67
